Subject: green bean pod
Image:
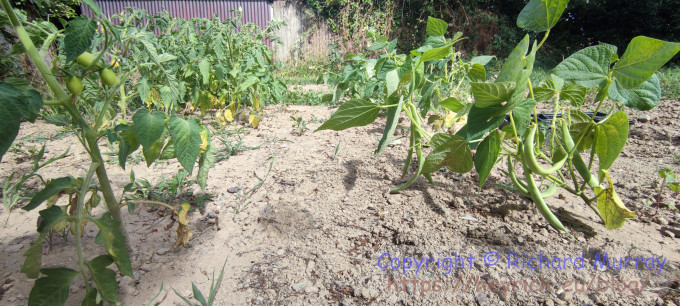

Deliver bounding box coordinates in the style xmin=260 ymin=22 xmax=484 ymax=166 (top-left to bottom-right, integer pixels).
xmin=519 ymin=144 xmax=569 ymax=233
xmin=560 ymin=120 xmax=599 ymax=188
xmin=522 ymin=123 xmax=567 ymax=176
xmin=510 ymin=152 xmax=559 ymax=198
xmin=508 ymin=155 xmax=530 ymax=196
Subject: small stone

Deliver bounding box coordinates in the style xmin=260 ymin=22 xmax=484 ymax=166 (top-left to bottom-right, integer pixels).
xmin=386 ymin=295 xmax=398 ymax=304
xmin=277 ymin=249 xmax=285 ymax=256
xmin=361 ymin=288 xmax=372 ymax=299
xmin=156 ymin=248 xmax=171 ymax=255
xmin=304 ymin=286 xmax=319 ymax=294
xmin=207 ymin=212 xmax=218 ymax=219
xmin=661 ymin=230 xmax=676 ymax=239
xmin=405 ymin=283 xmax=414 ymax=294
xmin=8 ymin=297 xmax=16 ymax=303
xmin=657 ymin=217 xmax=669 ymax=226
xmin=638 ymin=114 xmax=651 ymax=123
xmin=292 ymin=282 xmax=307 ymax=292
xmin=227 ymin=187 xmax=240 ymax=193
xmin=517 ymin=236 xmax=524 ymax=244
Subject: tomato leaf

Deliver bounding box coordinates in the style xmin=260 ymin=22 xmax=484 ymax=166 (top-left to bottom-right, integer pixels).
xmin=198 ymin=140 xmax=217 ymax=190
xmin=64 ymin=16 xmax=96 ymax=63
xmin=85 ymin=255 xmax=119 ymax=303
xmin=28 ymin=268 xmax=79 ymax=306
xmin=23 ymin=177 xmax=74 ymax=211
xmin=132 ymin=109 xmax=166 ymax=148
xmin=93 ymin=213 xmax=133 ymax=277
xmin=22 ymin=206 xmax=68 ymax=279
xmin=169 ymin=115 xmax=202 ymax=174
xmin=316 ymin=99 xmax=380 ymax=131
xmin=0 ymin=82 xmax=43 ymax=162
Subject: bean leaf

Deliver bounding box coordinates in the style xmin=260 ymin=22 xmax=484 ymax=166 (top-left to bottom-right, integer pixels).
xmin=594 ymin=170 xmax=637 ymax=229
xmin=426 ymin=17 xmax=448 ymax=37
xmin=553 ymin=45 xmax=614 ymax=89
xmin=517 ymin=0 xmax=569 ymax=32
xmin=595 ymin=111 xmax=629 ymax=170
xmin=613 ymin=36 xmax=680 ymax=89
xmin=422 ymin=134 xmax=473 ymax=174
xmin=316 ymin=99 xmax=380 ymax=131
xmin=474 ymin=130 xmax=503 ymax=188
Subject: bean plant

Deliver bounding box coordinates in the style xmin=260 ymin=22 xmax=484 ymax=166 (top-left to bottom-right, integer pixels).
xmin=0 ymin=1 xmax=218 ymax=304
xmin=317 ymin=0 xmax=680 ymax=233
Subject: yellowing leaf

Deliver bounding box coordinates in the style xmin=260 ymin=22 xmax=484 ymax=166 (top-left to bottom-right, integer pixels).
xmin=223 ymin=104 xmax=236 ymax=122
xmin=249 ymin=114 xmax=260 ymax=128
xmin=594 ymin=170 xmax=637 ymax=229
xmin=176 ymin=202 xmax=190 ymax=225
xmin=443 ymin=111 xmax=456 ymax=130
xmin=253 ymin=95 xmax=260 ymax=111
xmin=173 ymin=223 xmax=193 ymax=249
xmin=199 ymin=129 xmax=209 ymax=153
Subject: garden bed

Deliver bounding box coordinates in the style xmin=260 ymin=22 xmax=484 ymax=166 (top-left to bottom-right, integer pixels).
xmin=1 ymin=100 xmax=679 ymax=304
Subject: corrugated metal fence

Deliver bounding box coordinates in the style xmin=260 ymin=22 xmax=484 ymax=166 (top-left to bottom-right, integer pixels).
xmin=81 ymin=0 xmax=272 ymax=30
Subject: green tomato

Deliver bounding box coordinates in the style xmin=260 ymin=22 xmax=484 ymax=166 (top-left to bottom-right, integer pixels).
xmin=66 ymin=77 xmax=84 ymax=95
xmin=76 ymin=52 xmax=97 ymax=68
xmin=100 ymin=68 xmax=117 ymax=86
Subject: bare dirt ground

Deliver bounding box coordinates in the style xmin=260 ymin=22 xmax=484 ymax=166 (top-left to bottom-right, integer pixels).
xmin=1 ymin=99 xmax=680 ymax=305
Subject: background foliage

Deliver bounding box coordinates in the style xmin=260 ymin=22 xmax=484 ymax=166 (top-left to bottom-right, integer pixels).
xmin=297 ymin=0 xmax=680 ymax=61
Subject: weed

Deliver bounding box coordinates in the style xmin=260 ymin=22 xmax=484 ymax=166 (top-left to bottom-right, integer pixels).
xmin=655 ymin=167 xmax=680 ymax=210
xmin=234 ymin=157 xmax=274 ymax=213
xmin=173 ymin=260 xmax=227 ymax=306
xmin=290 ymin=115 xmax=308 ymax=135
xmin=658 ymin=66 xmax=680 ymax=100
xmin=1 ymin=146 xmax=69 ymax=224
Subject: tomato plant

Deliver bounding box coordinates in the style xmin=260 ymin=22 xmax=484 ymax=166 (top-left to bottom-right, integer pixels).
xmin=0 ymin=1 xmax=217 ymax=304
xmin=317 ymin=0 xmax=680 ymax=233
xmin=109 ymin=8 xmax=287 ymax=128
